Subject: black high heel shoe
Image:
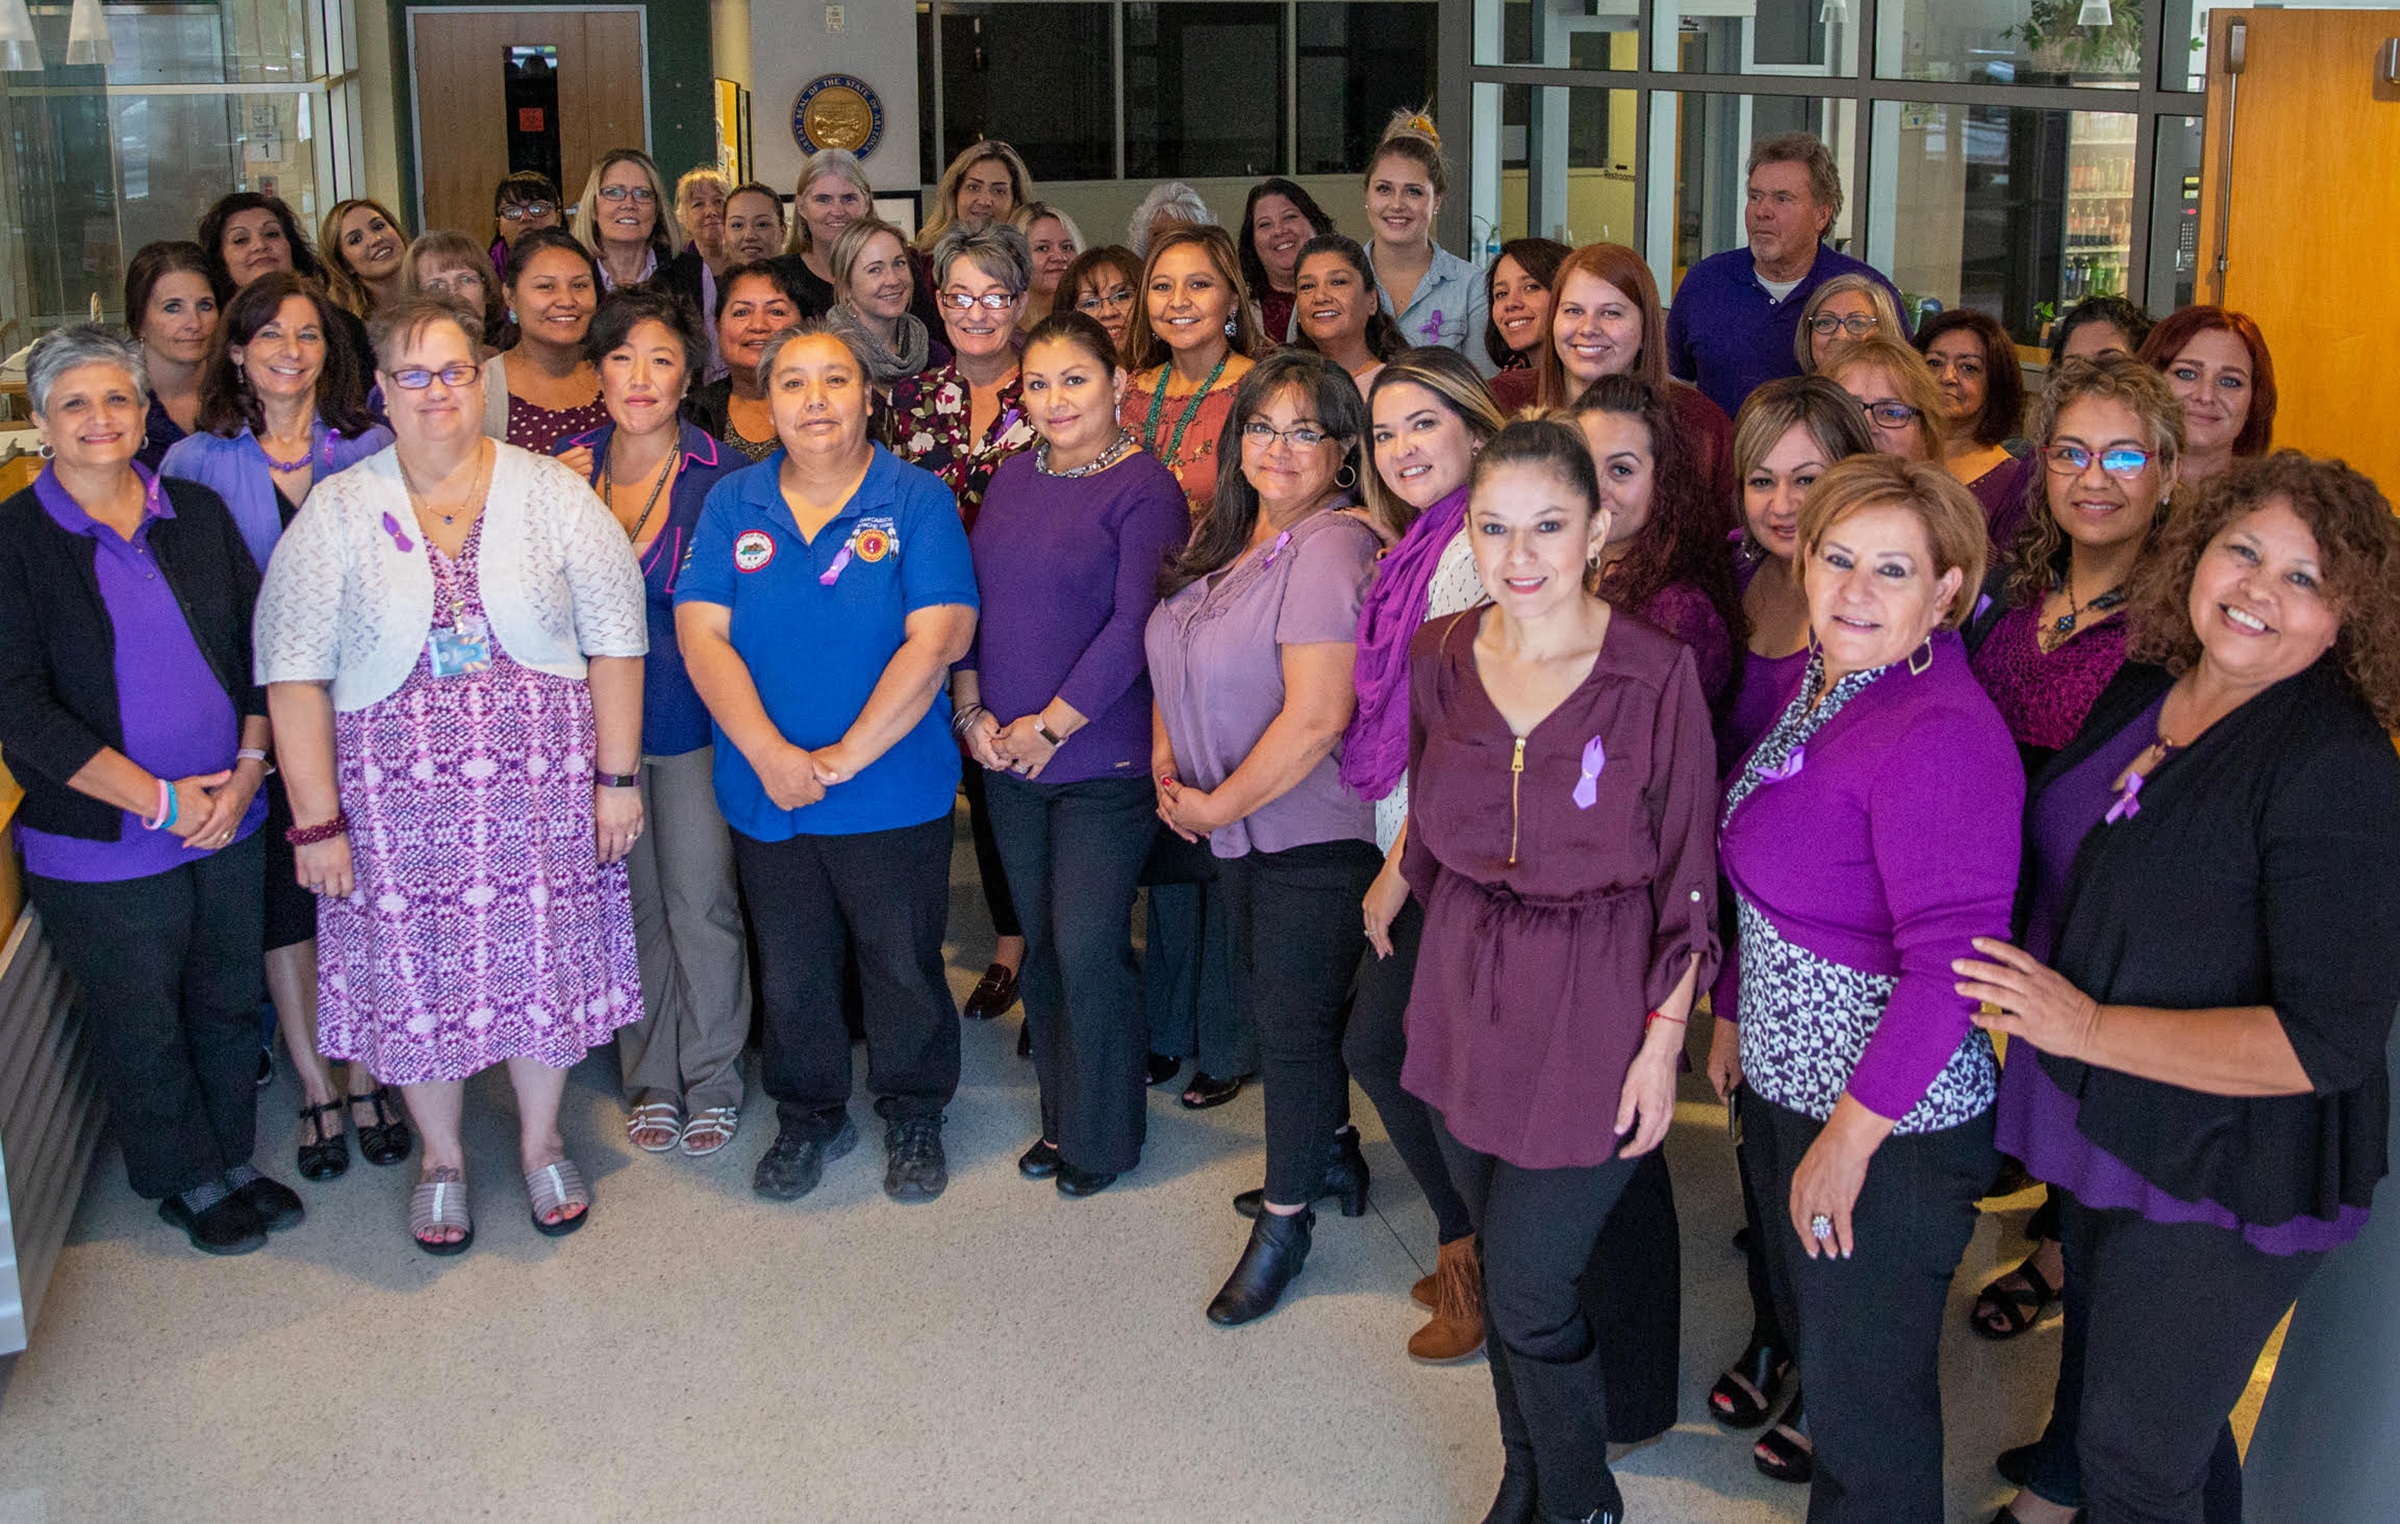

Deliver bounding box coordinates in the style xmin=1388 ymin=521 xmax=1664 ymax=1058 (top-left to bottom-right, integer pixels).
xmin=352 ymin=1086 xmax=413 ymax=1167
xmin=1708 ymin=1336 xmax=1793 ymax=1429
xmin=1206 ymin=1207 xmax=1315 ymax=1325
xmin=296 ymin=1097 xmax=349 ymax=1181
xmin=1234 ymin=1125 xmax=1368 ymax=1219
xmin=1752 ymin=1385 xmax=1812 ymax=1484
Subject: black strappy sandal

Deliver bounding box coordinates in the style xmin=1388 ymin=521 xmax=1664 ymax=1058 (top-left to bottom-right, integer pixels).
xmin=1971 ymin=1254 xmax=2062 ymax=1341
xmin=1753 ymin=1386 xmax=1813 ymax=1484
xmin=1709 ymin=1338 xmax=1793 ymax=1429
xmin=296 ymin=1097 xmax=349 ymax=1181
xmin=352 ymin=1086 xmax=414 ymax=1167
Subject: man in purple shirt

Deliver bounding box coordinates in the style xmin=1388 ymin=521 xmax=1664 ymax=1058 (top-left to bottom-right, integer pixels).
xmin=1665 ymin=132 xmax=1910 ymax=418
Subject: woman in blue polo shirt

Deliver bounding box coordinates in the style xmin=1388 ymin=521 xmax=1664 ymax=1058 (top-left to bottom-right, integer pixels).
xmin=557 ymin=288 xmax=751 ymax=1161
xmin=676 ymin=322 xmax=981 ymax=1208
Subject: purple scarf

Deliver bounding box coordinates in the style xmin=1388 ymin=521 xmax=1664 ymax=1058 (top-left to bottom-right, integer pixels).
xmin=1341 ymin=485 xmax=1473 ymax=801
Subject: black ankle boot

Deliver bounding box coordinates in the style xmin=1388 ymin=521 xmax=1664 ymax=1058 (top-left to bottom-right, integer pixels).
xmin=1507 ymin=1344 xmax=1625 ymax=1524
xmin=1206 ymin=1207 xmax=1314 ymax=1326
xmin=1482 ymin=1308 xmax=1541 ymax=1523
xmin=1233 ymin=1125 xmax=1370 ymax=1219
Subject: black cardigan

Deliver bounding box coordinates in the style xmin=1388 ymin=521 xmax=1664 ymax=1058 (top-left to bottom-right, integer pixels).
xmin=0 ymin=476 xmax=266 ymax=841
xmin=2033 ymin=656 xmax=2400 ymax=1227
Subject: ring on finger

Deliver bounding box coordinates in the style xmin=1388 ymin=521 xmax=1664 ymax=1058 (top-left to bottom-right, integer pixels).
xmin=1809 ymin=1213 xmax=1834 ymax=1242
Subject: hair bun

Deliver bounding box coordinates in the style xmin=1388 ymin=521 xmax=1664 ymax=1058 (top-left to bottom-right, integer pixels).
xmin=1382 ymin=108 xmax=1441 ymax=150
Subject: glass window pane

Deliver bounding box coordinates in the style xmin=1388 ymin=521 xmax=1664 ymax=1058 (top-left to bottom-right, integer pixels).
xmin=1664 ymin=92 xmax=1854 ymax=290
xmin=1126 ymin=3 xmax=1286 ymax=179
xmin=1656 ymin=0 xmax=1857 ymax=77
xmin=1296 ymin=3 xmax=1439 ymax=177
xmin=1482 ymin=0 xmax=1639 ymax=70
xmin=1490 ymin=82 xmax=1639 ymax=246
xmin=935 ymin=4 xmax=1116 ymax=183
xmin=1878 ymin=0 xmax=2144 ymax=89
xmin=1872 ymin=102 xmax=2135 ymax=344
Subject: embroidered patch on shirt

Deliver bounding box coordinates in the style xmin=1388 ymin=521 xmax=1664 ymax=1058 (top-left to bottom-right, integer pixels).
xmin=733 ymin=529 xmax=775 ymax=573
xmin=854 ymin=516 xmax=897 ymax=563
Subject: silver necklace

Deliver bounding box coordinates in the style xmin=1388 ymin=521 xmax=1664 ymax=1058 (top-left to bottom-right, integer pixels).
xmin=1037 ymin=430 xmax=1136 ymax=480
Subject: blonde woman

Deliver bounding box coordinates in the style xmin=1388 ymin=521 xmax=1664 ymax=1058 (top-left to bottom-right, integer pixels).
xmin=571 ymin=148 xmax=677 ymax=291
xmin=320 ymin=198 xmax=410 ymax=319
xmin=912 ymin=141 xmax=1034 ymax=330
xmin=1794 ymin=273 xmax=1904 ymax=374
xmin=1011 ymin=201 xmax=1085 ymax=330
xmin=786 ymin=148 xmax=875 ymax=313
xmin=1825 ymin=334 xmax=1949 ymax=464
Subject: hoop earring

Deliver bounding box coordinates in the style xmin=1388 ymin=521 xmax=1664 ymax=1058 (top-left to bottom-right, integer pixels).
xmin=1334 ymin=463 xmax=1357 ymax=490
xmin=37 ymin=441 xmax=54 ymax=460
xmin=1907 ymin=637 xmax=1933 ymax=677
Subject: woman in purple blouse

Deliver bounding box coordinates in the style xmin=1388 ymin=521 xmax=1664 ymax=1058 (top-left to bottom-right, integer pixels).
xmin=1145 ymin=351 xmax=1382 ymax=1326
xmin=1717 ymin=454 xmax=2021 ymax=1520
xmin=1400 ymin=419 xmax=1718 ymax=1524
xmin=1962 ymin=455 xmax=2400 ymax=1524
xmin=953 ymin=313 xmax=1190 ymax=1196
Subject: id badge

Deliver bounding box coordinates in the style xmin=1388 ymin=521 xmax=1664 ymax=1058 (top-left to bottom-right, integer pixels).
xmin=428 ymin=615 xmax=492 ymax=677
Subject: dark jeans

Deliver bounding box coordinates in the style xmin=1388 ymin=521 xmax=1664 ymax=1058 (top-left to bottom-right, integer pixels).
xmin=1740 ymin=1087 xmax=1995 ymax=1524
xmin=1343 ymin=896 xmax=1475 ymax=1244
xmin=1218 ymin=837 xmax=1381 ymax=1205
xmin=1141 ymin=835 xmax=1254 ymax=1078
xmin=2024 ymin=1190 xmax=2318 ymax=1524
xmin=1582 ymin=1149 xmax=1682 ymax=1444
xmin=1438 ymin=1112 xmax=1642 ymax=1521
xmin=959 ymin=759 xmax=1022 ymax=941
xmin=984 ymin=771 xmax=1154 ymax=1174
xmin=732 ymin=818 xmax=960 ymax=1139
xmin=28 ymin=834 xmax=266 ymax=1199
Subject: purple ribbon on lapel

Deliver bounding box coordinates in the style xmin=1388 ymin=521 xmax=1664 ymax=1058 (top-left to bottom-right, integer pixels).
xmin=1260 ymin=529 xmax=1294 ymax=568
xmin=1571 ymin=734 xmax=1606 ymax=810
xmin=2104 ymin=771 xmax=2145 ymax=824
xmin=1757 ymin=746 xmax=1805 ymax=784
xmin=819 ymin=543 xmax=854 ymax=585
xmin=380 ymin=511 xmax=415 ymax=552
xmin=1420 ymin=310 xmax=1444 ymax=342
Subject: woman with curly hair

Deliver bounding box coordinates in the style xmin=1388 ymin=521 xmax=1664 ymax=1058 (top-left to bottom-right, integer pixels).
xmin=1960 ymin=452 xmax=2400 ymax=1524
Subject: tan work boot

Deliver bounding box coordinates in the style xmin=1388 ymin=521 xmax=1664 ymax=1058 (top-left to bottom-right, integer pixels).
xmin=1406 ymin=1234 xmax=1486 ymax=1363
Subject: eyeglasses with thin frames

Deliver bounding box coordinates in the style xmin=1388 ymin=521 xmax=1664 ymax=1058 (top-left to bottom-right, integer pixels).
xmin=598 ymin=185 xmax=656 ymax=205
xmin=1077 ymin=287 xmax=1136 ymax=314
xmin=1809 ymin=313 xmax=1880 ymax=338
xmin=498 ymin=201 xmax=556 ymax=222
xmin=1241 ymin=420 xmax=1331 ymax=451
xmin=939 ymin=289 xmax=1021 ymax=312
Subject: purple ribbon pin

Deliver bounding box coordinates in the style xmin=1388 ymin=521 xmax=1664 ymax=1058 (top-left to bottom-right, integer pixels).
xmin=380 ymin=511 xmax=415 ymax=552
xmin=1758 ymin=746 xmax=1806 ymax=783
xmin=818 ymin=543 xmax=854 ymax=585
xmin=1420 ymin=310 xmax=1444 ymax=342
xmin=2104 ymin=771 xmax=2145 ymax=824
xmin=1571 ymin=735 xmax=1606 ymax=809
xmin=1260 ymin=529 xmax=1294 ymax=567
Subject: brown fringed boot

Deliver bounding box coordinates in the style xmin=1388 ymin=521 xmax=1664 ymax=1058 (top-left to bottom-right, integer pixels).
xmin=1408 ymin=1233 xmax=1487 ymax=1363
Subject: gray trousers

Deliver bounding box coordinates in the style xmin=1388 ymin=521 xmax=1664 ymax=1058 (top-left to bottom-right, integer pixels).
xmin=618 ymin=746 xmax=751 ymax=1112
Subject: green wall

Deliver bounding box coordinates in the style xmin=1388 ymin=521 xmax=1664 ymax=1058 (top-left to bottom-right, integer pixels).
xmin=388 ymin=0 xmax=717 ymax=229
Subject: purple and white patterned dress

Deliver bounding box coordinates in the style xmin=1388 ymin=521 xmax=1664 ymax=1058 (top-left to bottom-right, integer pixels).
xmin=317 ymin=520 xmax=640 ymax=1083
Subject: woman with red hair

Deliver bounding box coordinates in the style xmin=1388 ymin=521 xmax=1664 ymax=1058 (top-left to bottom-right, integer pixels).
xmin=2139 ymin=305 xmax=2275 ymax=489
xmin=1536 ymin=243 xmax=1735 ymax=509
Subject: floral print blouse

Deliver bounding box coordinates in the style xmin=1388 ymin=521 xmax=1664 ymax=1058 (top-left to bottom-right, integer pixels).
xmin=884 ymin=359 xmax=1035 ymax=531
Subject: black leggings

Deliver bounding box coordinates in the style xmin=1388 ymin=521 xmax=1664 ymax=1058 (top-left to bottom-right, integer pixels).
xmin=960 ymin=761 xmax=1022 ymax=942
xmin=1342 ymin=897 xmax=1475 ymax=1243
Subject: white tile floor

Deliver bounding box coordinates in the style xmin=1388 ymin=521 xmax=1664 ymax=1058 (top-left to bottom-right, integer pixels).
xmin=0 ymin=818 xmax=2063 ymax=1523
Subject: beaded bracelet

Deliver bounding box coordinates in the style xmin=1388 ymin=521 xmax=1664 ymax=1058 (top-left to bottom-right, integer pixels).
xmin=284 ymin=811 xmax=350 ymax=847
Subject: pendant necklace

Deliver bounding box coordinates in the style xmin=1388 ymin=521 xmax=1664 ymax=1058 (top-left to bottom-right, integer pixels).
xmin=2045 ymin=564 xmax=2126 ymax=651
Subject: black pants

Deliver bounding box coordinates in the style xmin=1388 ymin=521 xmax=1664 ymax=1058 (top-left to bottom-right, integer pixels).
xmin=1582 ymin=1149 xmax=1682 ymax=1444
xmin=29 ymin=834 xmax=266 ymax=1200
xmin=733 ymin=818 xmax=960 ymax=1138
xmin=2023 ymin=1190 xmax=2318 ymax=1524
xmin=984 ymin=771 xmax=1154 ymax=1174
xmin=1141 ymin=837 xmax=1253 ymax=1078
xmin=959 ymin=760 xmax=1022 ymax=942
xmin=1739 ymin=1087 xmax=1994 ymax=1524
xmin=1438 ymin=1113 xmax=1641 ymax=1521
xmin=1734 ymin=1134 xmax=1789 ymax=1349
xmin=1218 ymin=838 xmax=1380 ymax=1205
xmin=1343 ymin=896 xmax=1475 ymax=1244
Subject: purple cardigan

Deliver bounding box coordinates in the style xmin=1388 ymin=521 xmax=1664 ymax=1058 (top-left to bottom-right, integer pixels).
xmin=1719 ymin=632 xmax=2024 ymax=1119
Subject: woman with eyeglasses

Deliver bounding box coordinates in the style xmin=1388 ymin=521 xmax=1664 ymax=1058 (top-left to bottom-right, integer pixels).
xmin=161 ymin=273 xmax=395 ymax=1184
xmin=124 ymin=241 xmax=220 ymax=470
xmin=1794 ymin=275 xmax=1903 ymax=375
xmin=487 ymin=171 xmax=562 ymax=278
xmin=888 ymin=224 xmax=1040 ymax=1023
xmin=1826 ymin=335 xmax=1948 ymax=465
xmin=1058 ymin=245 xmax=1141 ymax=359
xmin=682 ymin=260 xmax=805 ymax=465
xmin=483 ymin=229 xmax=607 ymax=455
xmin=1484 ymin=236 xmax=1571 ymax=414
xmin=1917 ymin=308 xmax=2033 ymax=547
xmin=254 ymin=295 xmax=648 ymax=1255
xmin=1120 ymin=226 xmax=1262 ymax=527
xmin=1147 ymin=351 xmax=1383 ymax=1325
xmin=571 ymin=149 xmax=677 ymax=293
xmin=403 ymin=231 xmax=508 ymax=352
xmin=914 ymin=141 xmax=1034 ymax=329
xmin=1237 ymin=177 xmax=1337 ymax=344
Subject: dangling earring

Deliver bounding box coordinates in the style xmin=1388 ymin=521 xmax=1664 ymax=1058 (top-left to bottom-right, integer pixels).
xmin=1223 ymin=316 xmax=1237 ymax=337
xmin=1907 ymin=637 xmax=1933 ymax=676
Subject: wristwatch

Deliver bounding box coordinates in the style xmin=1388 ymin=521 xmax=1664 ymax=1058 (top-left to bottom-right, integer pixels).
xmin=595 ymin=770 xmax=641 ymax=788
xmin=1034 ymin=718 xmax=1066 ymax=749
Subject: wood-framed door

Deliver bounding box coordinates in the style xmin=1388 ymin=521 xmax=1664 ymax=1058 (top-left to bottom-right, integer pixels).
xmin=407 ymin=6 xmax=651 ymax=240
xmin=2197 ymin=10 xmax=2400 ymax=495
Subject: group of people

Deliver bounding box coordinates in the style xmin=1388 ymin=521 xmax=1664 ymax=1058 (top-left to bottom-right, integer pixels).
xmin=2 ymin=114 xmax=2392 ymax=1524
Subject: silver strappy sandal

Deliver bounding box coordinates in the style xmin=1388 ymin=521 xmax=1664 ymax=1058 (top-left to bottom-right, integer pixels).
xmin=409 ymin=1173 xmax=473 ymax=1257
xmin=525 ymin=1159 xmax=591 ymax=1238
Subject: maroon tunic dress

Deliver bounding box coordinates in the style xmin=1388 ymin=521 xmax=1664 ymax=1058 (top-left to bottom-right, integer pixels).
xmin=1399 ymin=608 xmax=1722 ymax=1169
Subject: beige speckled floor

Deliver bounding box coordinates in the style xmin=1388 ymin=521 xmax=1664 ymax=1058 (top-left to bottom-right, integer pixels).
xmin=0 ymin=816 xmax=2060 ymax=1524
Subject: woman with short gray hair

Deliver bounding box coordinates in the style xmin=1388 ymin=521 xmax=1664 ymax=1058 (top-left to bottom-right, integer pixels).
xmin=1129 ymin=181 xmax=1216 ymax=256
xmin=0 ymin=324 xmax=302 ymax=1256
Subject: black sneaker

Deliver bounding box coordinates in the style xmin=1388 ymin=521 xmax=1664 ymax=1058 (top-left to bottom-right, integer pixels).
xmin=751 ymin=1116 xmax=857 ymax=1201
xmin=158 ymin=1186 xmax=268 ymax=1255
xmin=225 ymin=1166 xmax=305 ymax=1232
xmin=883 ymin=1115 xmax=948 ymax=1202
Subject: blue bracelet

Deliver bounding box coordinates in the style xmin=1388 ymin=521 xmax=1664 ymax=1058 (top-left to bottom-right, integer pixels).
xmin=160 ymin=784 xmax=179 ymax=833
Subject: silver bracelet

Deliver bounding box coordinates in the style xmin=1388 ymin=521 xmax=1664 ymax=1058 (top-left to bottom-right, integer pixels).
xmin=950 ymin=703 xmax=988 ymax=739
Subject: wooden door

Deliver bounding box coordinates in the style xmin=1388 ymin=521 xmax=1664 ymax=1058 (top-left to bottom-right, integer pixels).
xmin=408 ymin=8 xmax=649 ymax=240
xmin=2197 ymin=11 xmax=2400 ymax=495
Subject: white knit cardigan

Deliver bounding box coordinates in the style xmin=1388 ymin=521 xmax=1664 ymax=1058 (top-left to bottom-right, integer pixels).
xmin=254 ymin=442 xmax=648 ymax=711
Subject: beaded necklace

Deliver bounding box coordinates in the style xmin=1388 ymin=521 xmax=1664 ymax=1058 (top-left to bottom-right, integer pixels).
xmin=1141 ymin=353 xmax=1229 ymax=469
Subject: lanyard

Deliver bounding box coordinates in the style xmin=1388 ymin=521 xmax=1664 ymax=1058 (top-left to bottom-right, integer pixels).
xmin=602 ymin=445 xmax=677 ymax=545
